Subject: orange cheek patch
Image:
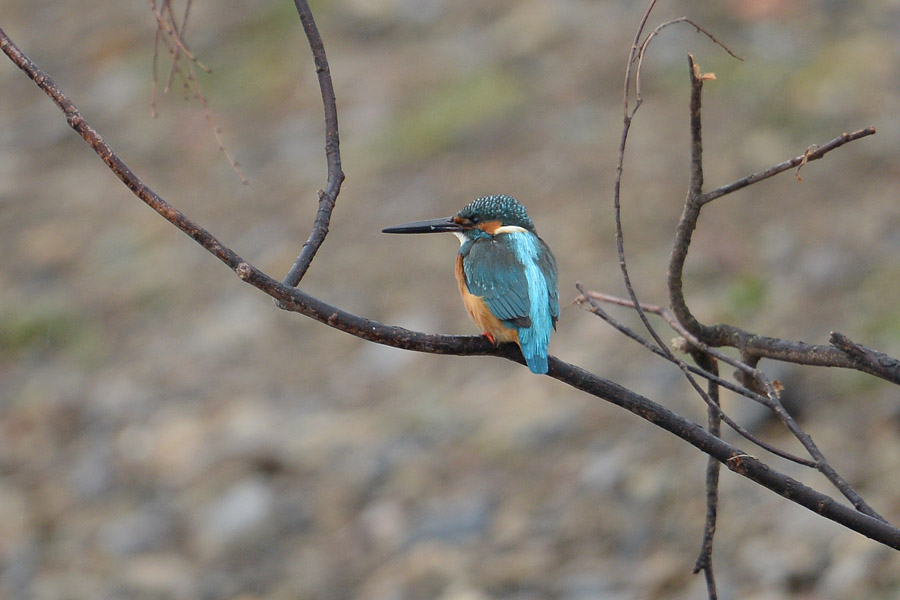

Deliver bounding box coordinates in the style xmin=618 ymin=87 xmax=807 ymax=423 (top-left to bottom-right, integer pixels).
xmin=476 ymin=220 xmax=503 ymax=235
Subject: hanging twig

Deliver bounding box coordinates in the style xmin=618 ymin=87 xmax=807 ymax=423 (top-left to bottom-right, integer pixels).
xmin=148 ymin=0 xmax=247 ymax=184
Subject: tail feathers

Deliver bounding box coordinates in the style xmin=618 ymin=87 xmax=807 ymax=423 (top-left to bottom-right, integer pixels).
xmin=523 ymin=351 xmax=549 ymax=374
xmin=518 ymin=328 xmax=550 ymax=374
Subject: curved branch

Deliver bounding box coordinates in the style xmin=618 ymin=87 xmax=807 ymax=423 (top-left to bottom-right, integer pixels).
xmin=667 ymin=58 xmax=886 ymax=357
xmin=3 ymin=22 xmax=899 ymax=550
xmin=634 ymin=18 xmax=740 ymax=107
xmin=666 ymin=56 xmax=898 ymax=388
xmin=282 ymin=0 xmax=345 ymax=288
xmin=669 ymin=58 xmax=881 ymax=345
xmin=667 ymin=54 xmax=706 ymax=337
xmin=614 ymin=20 xmax=744 ymax=470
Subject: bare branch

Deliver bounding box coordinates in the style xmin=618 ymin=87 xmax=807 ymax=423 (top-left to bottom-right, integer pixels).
xmin=282 ymin=0 xmax=345 ymax=288
xmin=667 ymin=54 xmax=706 ymax=337
xmin=701 ymin=128 xmax=877 ymax=205
xmin=578 ymin=288 xmax=894 ymax=515
xmin=616 ymin=7 xmax=708 ymax=373
xmin=575 ymin=287 xmax=817 ymax=467
xmin=634 ymin=18 xmax=741 ymax=105
xmin=661 ymin=55 xmax=888 ymax=521
xmin=692 ymin=353 xmax=721 ymax=600
xmin=831 ymin=332 xmax=900 ymax=384
xmin=663 ymin=60 xmax=897 ymax=383
xmin=551 ymin=358 xmax=900 ymax=550
xmin=605 ymin=7 xmax=891 ymax=545
xmin=623 ymin=0 xmax=658 ymax=118
xmin=4 ymin=23 xmax=898 ymax=549
xmin=615 ymin=11 xmax=743 ymax=400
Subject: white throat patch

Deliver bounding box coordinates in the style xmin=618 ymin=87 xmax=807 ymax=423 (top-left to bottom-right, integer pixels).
xmin=494 ymin=225 xmax=529 ymax=235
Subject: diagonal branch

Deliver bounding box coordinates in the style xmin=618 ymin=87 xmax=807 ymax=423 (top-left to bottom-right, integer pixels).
xmin=550 ymin=359 xmax=900 ymax=550
xmin=701 ymin=128 xmax=876 ymax=205
xmin=830 ymin=332 xmax=900 ymax=384
xmin=575 ymin=287 xmax=817 ymax=467
xmin=2 ymin=18 xmax=899 ymax=551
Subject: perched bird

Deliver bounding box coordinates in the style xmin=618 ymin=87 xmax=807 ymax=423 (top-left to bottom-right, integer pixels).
xmin=383 ymin=194 xmax=559 ymax=374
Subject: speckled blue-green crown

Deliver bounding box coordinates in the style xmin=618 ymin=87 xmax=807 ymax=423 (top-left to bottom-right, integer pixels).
xmin=456 ymin=195 xmax=536 ymax=232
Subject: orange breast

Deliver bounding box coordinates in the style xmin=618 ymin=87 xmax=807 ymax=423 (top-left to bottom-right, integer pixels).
xmin=455 ymin=255 xmax=519 ymax=345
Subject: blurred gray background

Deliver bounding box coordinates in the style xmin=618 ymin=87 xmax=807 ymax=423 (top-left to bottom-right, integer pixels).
xmin=2 ymin=1 xmax=900 ymax=598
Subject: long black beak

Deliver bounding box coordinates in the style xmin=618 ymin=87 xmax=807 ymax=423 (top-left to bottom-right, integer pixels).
xmin=382 ymin=216 xmax=462 ymax=234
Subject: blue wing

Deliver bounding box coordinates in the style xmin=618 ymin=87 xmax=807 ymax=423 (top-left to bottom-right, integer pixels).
xmin=461 ymin=232 xmax=559 ymax=374
xmin=461 ymin=237 xmax=532 ymax=329
xmin=535 ymin=237 xmax=560 ymax=327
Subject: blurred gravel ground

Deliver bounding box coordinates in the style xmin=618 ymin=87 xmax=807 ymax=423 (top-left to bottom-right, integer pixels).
xmin=2 ymin=1 xmax=900 ymax=598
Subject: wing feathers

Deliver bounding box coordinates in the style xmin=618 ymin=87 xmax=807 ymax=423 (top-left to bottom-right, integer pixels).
xmin=460 ymin=232 xmax=558 ymax=374
xmin=461 ymin=238 xmax=530 ymax=326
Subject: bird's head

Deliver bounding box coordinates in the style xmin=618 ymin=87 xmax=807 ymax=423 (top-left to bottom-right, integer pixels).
xmin=382 ymin=195 xmax=537 ymax=242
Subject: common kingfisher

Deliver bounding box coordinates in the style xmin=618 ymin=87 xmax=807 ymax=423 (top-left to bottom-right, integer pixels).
xmin=383 ymin=194 xmax=559 ymax=374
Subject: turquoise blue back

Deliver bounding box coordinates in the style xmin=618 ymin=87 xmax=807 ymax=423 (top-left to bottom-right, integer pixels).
xmin=461 ymin=230 xmax=559 ymax=373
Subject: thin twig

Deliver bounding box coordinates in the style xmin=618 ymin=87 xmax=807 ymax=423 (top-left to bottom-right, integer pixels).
xmin=581 ymin=290 xmax=758 ymax=379
xmin=575 ymin=288 xmax=817 ymax=467
xmin=147 ymin=0 xmax=247 ymax=184
xmin=615 ymin=6 xmax=707 ymax=407
xmin=573 ymin=293 xmax=745 ymax=396
xmin=634 ymin=17 xmax=741 ymax=104
xmin=615 ymin=1 xmax=672 ymax=359
xmin=623 ymin=0 xmax=658 ymax=117
xmin=614 ymin=8 xmax=743 ymax=390
xmin=151 ymin=26 xmax=163 ymax=118
xmin=147 ymin=0 xmax=210 ymax=72
xmin=701 ymin=128 xmax=876 ymax=205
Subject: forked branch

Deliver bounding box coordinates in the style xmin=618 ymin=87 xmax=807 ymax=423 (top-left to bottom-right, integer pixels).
xmin=585 ymin=6 xmax=895 ymax=596
xmin=1 ymin=0 xmax=898 ymax=567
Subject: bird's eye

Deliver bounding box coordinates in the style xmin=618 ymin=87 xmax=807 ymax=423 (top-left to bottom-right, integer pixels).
xmin=469 ymin=216 xmax=479 ymax=224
